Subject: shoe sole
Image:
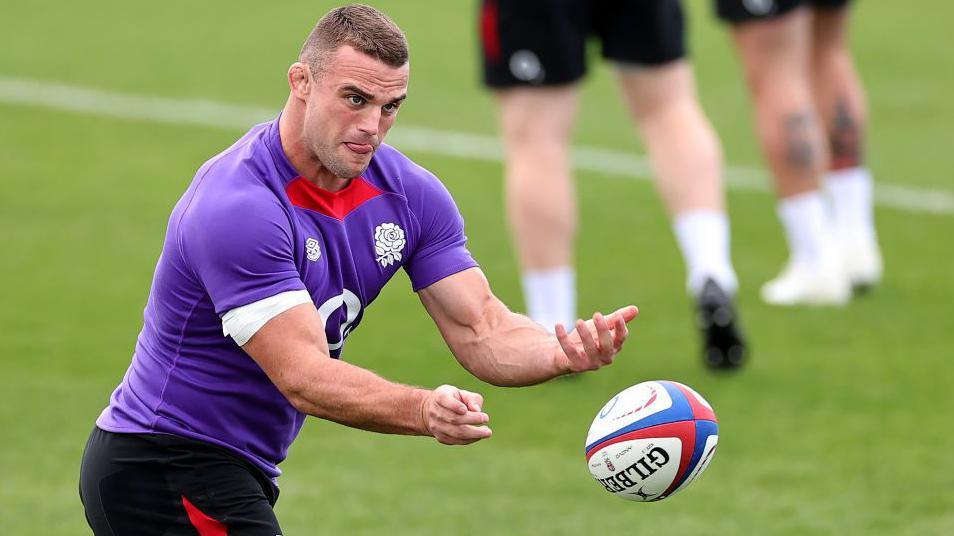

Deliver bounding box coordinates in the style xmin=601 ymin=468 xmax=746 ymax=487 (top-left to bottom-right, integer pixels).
xmin=760 ymin=290 xmax=851 ymax=307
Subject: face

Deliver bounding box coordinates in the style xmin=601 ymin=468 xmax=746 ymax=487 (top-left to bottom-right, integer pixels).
xmin=299 ymin=46 xmax=409 ymax=181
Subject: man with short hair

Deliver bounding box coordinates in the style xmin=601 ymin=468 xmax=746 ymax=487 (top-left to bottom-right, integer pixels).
xmin=715 ymin=0 xmax=882 ymax=305
xmin=79 ymin=5 xmax=637 ymax=534
xmin=480 ymin=0 xmax=746 ymax=369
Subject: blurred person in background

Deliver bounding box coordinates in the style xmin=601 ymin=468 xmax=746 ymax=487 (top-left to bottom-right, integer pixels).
xmin=480 ymin=0 xmax=746 ymax=369
xmin=79 ymin=5 xmax=638 ymax=534
xmin=716 ymin=0 xmax=882 ymax=305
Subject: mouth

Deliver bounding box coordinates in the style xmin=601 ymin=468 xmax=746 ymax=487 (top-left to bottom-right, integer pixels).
xmin=344 ymin=142 xmax=374 ymax=155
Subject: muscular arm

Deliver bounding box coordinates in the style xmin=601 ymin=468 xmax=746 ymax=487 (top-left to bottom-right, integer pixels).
xmin=241 ymin=303 xmax=491 ymax=444
xmin=419 ymin=268 xmax=638 ymax=387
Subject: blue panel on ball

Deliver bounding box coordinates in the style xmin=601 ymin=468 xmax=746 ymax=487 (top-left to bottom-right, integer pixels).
xmin=584 ymin=382 xmax=696 ymax=453
xmin=669 ymin=419 xmax=719 ymax=491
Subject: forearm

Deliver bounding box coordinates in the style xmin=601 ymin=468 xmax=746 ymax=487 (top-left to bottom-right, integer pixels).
xmin=242 ymin=302 xmax=493 ymax=446
xmin=242 ymin=305 xmax=430 ymax=437
xmin=450 ymin=304 xmax=569 ymax=387
xmin=286 ymin=356 xmax=431 ymax=435
xmin=419 ymin=270 xmax=571 ymax=386
xmin=421 ymin=268 xmax=634 ymax=386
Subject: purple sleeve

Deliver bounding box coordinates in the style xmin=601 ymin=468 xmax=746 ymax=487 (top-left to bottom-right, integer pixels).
xmin=403 ymin=172 xmax=478 ymax=291
xmin=178 ymin=186 xmax=306 ymax=315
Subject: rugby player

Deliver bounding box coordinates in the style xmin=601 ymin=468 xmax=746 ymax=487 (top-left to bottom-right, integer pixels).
xmin=79 ymin=5 xmax=638 ymax=534
xmin=480 ymin=0 xmax=746 ymax=369
xmin=716 ymin=0 xmax=882 ymax=304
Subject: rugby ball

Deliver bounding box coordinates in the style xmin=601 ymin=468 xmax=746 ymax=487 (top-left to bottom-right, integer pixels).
xmin=584 ymin=380 xmax=718 ymax=502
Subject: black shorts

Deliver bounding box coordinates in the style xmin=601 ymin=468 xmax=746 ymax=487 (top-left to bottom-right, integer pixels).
xmin=480 ymin=0 xmax=686 ymax=88
xmin=715 ymin=0 xmax=851 ymax=23
xmin=79 ymin=427 xmax=283 ymax=535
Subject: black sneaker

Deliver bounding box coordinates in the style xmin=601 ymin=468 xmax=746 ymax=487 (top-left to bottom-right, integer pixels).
xmin=696 ymin=278 xmax=747 ymax=370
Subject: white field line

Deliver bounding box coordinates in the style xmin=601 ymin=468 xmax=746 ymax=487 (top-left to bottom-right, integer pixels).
xmin=2 ymin=75 xmax=951 ymax=216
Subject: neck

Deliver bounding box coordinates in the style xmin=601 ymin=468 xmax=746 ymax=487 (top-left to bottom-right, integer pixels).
xmin=278 ymin=97 xmax=351 ymax=192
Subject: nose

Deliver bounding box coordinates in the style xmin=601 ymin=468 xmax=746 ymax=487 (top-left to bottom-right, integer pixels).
xmin=357 ymin=108 xmax=380 ymax=137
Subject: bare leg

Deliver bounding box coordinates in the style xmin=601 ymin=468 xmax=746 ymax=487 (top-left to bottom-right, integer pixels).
xmin=616 ymin=60 xmax=737 ymax=295
xmin=497 ymin=85 xmax=580 ymax=330
xmin=616 ymin=59 xmax=745 ymax=369
xmin=732 ymin=8 xmax=828 ymax=198
xmin=811 ymin=5 xmax=882 ymax=289
xmin=730 ymin=8 xmax=849 ymax=305
xmin=811 ymin=5 xmax=866 ymax=169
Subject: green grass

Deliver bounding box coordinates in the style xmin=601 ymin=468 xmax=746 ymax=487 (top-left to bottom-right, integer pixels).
xmin=2 ymin=1 xmax=953 ymax=534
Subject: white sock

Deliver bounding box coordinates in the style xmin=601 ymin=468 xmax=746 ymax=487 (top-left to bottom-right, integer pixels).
xmin=522 ymin=267 xmax=576 ymax=333
xmin=824 ymin=167 xmax=877 ymax=241
xmin=777 ymin=191 xmax=834 ymax=270
xmin=673 ymin=210 xmax=738 ymax=296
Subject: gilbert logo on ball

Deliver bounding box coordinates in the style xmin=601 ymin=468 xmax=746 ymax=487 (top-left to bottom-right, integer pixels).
xmin=584 ymin=381 xmax=718 ymax=502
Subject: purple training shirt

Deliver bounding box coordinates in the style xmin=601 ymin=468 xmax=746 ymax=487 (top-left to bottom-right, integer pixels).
xmin=97 ymin=117 xmax=478 ymax=479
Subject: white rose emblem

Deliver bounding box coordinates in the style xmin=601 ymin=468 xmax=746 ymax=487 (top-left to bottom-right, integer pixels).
xmin=374 ymin=223 xmax=406 ymax=267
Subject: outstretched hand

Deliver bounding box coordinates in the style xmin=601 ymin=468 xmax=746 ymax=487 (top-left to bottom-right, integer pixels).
xmin=421 ymin=385 xmax=492 ymax=445
xmin=555 ymin=305 xmax=639 ymax=374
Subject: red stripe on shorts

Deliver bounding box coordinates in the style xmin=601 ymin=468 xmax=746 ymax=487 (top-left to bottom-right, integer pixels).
xmin=182 ymin=495 xmax=228 ymax=536
xmin=481 ymin=0 xmax=501 ymax=63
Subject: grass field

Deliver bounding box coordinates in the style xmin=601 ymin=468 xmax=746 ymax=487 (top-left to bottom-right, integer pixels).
xmin=2 ymin=1 xmax=953 ymax=534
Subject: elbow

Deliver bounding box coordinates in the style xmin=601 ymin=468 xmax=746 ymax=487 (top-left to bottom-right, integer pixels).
xmin=283 ymin=384 xmax=313 ymax=414
xmin=280 ymin=345 xmax=334 ymax=416
xmin=279 ymin=374 xmax=326 ymax=416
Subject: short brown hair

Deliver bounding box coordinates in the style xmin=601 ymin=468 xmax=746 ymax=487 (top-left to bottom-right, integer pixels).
xmin=299 ymin=4 xmax=409 ymax=77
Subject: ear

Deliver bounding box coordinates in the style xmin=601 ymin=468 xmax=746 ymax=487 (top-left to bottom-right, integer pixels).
xmin=288 ymin=62 xmax=312 ymax=101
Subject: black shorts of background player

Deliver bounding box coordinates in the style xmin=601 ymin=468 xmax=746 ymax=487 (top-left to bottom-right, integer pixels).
xmin=712 ymin=0 xmax=881 ymax=306
xmin=716 ymin=0 xmax=848 ymax=22
xmin=482 ymin=0 xmax=685 ymax=87
xmin=480 ymin=0 xmax=747 ymax=369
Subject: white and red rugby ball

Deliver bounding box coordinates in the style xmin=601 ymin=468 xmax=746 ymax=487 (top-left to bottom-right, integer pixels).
xmin=584 ymin=380 xmax=719 ymax=502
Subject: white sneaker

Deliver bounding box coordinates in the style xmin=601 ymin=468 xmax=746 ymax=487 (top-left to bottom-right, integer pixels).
xmin=841 ymin=228 xmax=883 ymax=293
xmin=760 ymin=261 xmax=851 ymax=306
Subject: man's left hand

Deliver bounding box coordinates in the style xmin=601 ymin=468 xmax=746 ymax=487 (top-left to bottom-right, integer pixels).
xmin=554 ymin=305 xmax=639 ymax=374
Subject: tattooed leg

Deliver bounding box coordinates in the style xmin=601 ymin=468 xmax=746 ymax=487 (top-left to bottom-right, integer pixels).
xmin=784 ymin=111 xmax=821 ymax=173
xmin=828 ymin=95 xmax=862 ymax=170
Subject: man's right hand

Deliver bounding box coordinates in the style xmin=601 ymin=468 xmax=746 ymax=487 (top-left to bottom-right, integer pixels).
xmin=420 ymin=385 xmax=492 ymax=445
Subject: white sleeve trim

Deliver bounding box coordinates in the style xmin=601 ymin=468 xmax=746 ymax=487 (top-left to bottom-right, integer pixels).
xmin=222 ymin=290 xmax=313 ymax=346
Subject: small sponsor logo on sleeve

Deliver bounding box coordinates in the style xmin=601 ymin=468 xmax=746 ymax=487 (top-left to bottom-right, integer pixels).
xmin=306 ymin=237 xmax=322 ymax=262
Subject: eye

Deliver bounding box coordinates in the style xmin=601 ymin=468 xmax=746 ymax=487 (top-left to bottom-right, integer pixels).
xmin=347 ymin=95 xmax=365 ymax=106
xmin=382 ymin=102 xmax=400 ymax=114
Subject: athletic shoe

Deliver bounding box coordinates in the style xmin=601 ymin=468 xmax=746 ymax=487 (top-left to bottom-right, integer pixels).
xmin=841 ymin=229 xmax=883 ymax=295
xmin=760 ymin=261 xmax=851 ymax=306
xmin=696 ymin=278 xmax=746 ymax=370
